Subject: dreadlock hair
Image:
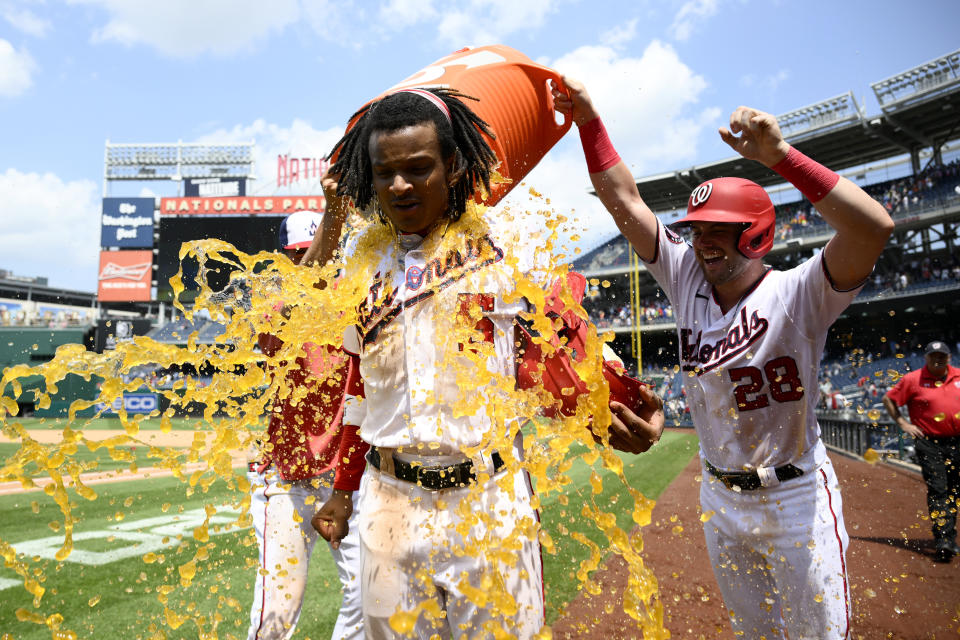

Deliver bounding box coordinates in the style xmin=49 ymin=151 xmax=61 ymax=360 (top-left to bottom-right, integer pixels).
xmin=328 ymin=88 xmax=498 ymax=222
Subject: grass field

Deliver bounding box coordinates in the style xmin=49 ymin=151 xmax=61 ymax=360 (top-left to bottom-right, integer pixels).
xmin=0 ymin=416 xmax=230 ymax=478
xmin=4 ymin=417 xmax=209 ymax=431
xmin=0 ymin=429 xmax=698 ymax=639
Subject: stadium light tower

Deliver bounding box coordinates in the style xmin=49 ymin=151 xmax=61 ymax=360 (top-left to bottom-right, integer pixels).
xmin=102 ymin=141 xmax=256 ymax=196
xmin=776 ymin=91 xmax=864 ymax=141
xmin=871 ymin=49 xmax=960 ymax=111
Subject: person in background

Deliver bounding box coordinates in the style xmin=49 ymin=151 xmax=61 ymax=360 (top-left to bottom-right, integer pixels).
xmin=246 ymin=210 xmax=363 ymax=639
xmin=883 ymin=340 xmax=960 ymax=563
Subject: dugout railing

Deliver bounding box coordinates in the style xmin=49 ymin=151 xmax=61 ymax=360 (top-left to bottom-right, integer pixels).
xmin=666 ymin=413 xmax=918 ymax=465
xmin=818 ymin=413 xmax=917 ymax=464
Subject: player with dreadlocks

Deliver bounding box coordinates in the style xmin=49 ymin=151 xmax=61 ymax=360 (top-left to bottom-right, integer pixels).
xmin=332 ymin=88 xmax=496 ymax=221
xmin=307 ymin=87 xmax=664 ymax=639
xmin=300 ymin=88 xmax=498 ymax=269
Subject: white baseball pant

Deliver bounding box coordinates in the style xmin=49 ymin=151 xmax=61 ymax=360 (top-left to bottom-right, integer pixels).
xmin=700 ymin=456 xmax=851 ymax=639
xmin=357 ymin=465 xmax=545 ymax=639
xmin=247 ymin=467 xmax=363 ymax=640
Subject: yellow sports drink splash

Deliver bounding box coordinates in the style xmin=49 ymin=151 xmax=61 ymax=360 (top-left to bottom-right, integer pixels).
xmin=0 ymin=45 xmax=667 ymax=639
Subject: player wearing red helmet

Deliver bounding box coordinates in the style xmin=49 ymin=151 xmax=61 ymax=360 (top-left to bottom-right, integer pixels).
xmin=678 ymin=177 xmax=775 ymax=259
xmin=554 ymin=77 xmax=894 ymax=639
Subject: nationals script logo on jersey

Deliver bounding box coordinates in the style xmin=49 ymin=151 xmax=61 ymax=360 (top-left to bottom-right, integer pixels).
xmin=664 ymin=225 xmax=686 ymax=245
xmin=679 ymin=306 xmax=770 ymax=374
xmin=357 ymin=234 xmax=505 ymax=346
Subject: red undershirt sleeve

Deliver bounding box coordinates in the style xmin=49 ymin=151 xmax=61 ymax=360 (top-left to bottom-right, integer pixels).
xmin=332 ymin=353 xmax=368 ymax=491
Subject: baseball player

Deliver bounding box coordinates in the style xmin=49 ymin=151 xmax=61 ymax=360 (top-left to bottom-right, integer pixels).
xmin=305 ymin=88 xmax=665 ymax=639
xmin=882 ymin=340 xmax=960 ymax=563
xmin=554 ymin=78 xmax=894 ymax=639
xmin=245 ymin=210 xmax=363 ymax=640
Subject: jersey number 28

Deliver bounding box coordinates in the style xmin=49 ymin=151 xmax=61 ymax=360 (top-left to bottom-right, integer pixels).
xmin=728 ymin=356 xmax=804 ymax=411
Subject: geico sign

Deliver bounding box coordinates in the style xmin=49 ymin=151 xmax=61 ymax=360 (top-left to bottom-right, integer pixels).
xmin=98 ymin=393 xmax=158 ymax=414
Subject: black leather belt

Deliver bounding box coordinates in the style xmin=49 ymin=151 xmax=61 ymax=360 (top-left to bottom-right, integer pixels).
xmin=366 ymin=447 xmax=505 ymax=491
xmin=704 ymin=459 xmax=804 ymax=491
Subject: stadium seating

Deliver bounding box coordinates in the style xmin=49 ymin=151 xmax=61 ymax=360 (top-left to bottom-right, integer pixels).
xmin=579 ymin=158 xmax=960 ymax=334
xmin=146 ymin=316 xmax=227 ymax=345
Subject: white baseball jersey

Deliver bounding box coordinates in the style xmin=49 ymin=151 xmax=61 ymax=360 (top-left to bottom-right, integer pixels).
xmin=341 ymin=220 xmax=541 ymax=456
xmin=645 ymin=221 xmax=861 ymax=472
xmin=645 ymin=220 xmax=856 ymax=638
xmin=339 ymin=215 xmax=548 ymax=637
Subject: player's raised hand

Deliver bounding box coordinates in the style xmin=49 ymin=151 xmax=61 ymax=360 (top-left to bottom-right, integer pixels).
xmin=321 ymin=167 xmax=342 ymax=204
xmin=718 ymin=106 xmax=791 ymax=168
xmin=312 ymin=489 xmax=353 ymax=550
xmin=550 ymin=76 xmax=600 ymax=127
xmin=302 ymin=167 xmax=346 ymax=270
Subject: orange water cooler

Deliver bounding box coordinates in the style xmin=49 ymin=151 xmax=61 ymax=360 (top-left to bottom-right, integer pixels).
xmin=354 ymin=44 xmax=571 ymax=206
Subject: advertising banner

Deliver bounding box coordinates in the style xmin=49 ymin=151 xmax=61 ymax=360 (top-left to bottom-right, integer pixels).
xmin=159 ymin=196 xmax=325 ymax=215
xmin=0 ymin=301 xmax=23 ymax=326
xmin=97 ymin=250 xmax=153 ymax=302
xmin=183 ymin=177 xmax=247 ymax=197
xmin=101 ymin=197 xmax=155 ymax=248
xmin=97 ymin=393 xmax=158 ymax=415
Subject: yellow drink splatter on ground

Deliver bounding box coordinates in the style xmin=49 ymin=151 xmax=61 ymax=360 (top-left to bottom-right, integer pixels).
xmin=0 ymin=199 xmax=665 ymax=637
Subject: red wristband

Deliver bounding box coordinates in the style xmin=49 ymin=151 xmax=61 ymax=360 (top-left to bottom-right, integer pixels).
xmin=578 ymin=117 xmax=621 ymax=174
xmin=771 ymin=147 xmax=839 ymax=203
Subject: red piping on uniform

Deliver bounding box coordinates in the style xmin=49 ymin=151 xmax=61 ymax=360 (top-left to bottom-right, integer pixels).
xmin=254 ymin=490 xmax=270 ymax=639
xmin=820 ymin=467 xmax=851 ymax=639
xmin=523 ymin=468 xmax=546 ymax=626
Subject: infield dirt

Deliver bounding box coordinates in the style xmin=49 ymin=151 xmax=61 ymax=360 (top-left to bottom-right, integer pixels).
xmin=0 ymin=429 xmax=246 ymax=495
xmin=553 ymin=445 xmax=960 ymax=639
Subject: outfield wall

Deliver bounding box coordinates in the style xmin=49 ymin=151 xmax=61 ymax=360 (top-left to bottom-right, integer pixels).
xmin=0 ymin=328 xmax=99 ymax=418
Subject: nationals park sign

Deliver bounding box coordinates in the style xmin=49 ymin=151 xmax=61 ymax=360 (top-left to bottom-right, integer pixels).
xmin=159 ymin=196 xmax=325 ymax=215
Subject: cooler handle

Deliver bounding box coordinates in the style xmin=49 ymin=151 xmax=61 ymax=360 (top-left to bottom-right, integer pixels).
xmin=544 ymin=76 xmax=570 ymax=131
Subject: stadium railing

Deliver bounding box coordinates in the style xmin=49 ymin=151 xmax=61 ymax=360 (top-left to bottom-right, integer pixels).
xmin=819 ymin=414 xmax=917 ymax=465
xmin=588 ymin=269 xmax=959 ymax=330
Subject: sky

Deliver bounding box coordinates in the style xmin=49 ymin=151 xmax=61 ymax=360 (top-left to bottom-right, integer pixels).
xmin=1 ymin=0 xmax=958 ymax=293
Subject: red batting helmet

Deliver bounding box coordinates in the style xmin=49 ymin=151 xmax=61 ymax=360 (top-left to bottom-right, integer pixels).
xmin=674 ymin=177 xmax=775 ymax=259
